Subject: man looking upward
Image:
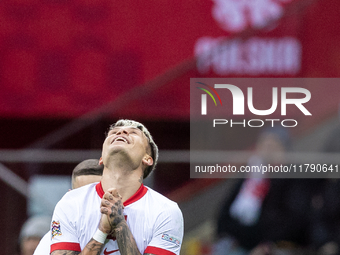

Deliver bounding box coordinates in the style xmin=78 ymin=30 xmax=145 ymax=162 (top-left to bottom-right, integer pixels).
xmin=50 ymin=119 xmax=184 ymax=255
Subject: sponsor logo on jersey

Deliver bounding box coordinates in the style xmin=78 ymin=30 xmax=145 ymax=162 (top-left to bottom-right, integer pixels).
xmin=103 ymin=248 xmax=119 ymax=255
xmin=51 ymin=220 xmax=62 ymax=239
xmin=161 ymin=233 xmax=180 ymax=246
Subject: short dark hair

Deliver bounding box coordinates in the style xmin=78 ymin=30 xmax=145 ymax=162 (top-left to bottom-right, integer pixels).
xmin=72 ymin=159 xmax=104 ymax=180
xmin=108 ymin=119 xmax=158 ymax=179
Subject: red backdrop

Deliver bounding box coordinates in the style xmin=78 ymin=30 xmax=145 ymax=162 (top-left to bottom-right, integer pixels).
xmin=0 ymin=0 xmax=339 ymax=119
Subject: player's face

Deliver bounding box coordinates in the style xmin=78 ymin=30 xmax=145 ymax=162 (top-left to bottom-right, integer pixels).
xmin=102 ymin=126 xmax=151 ymax=169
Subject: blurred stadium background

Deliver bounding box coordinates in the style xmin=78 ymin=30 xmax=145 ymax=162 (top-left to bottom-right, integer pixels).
xmin=1 ymin=0 xmax=340 ymax=254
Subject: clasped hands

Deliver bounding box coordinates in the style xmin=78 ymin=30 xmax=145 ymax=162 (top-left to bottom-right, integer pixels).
xmin=98 ymin=188 xmax=125 ymax=235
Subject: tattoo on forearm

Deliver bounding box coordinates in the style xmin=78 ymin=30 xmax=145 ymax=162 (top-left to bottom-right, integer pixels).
xmin=115 ymin=222 xmax=142 ymax=255
xmin=83 ymin=238 xmax=104 ymax=255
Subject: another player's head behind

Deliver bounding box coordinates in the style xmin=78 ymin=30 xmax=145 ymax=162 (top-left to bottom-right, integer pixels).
xmin=103 ymin=119 xmax=158 ymax=179
xmin=19 ymin=216 xmax=51 ymax=255
xmin=31 ymin=160 xmax=104 ymax=255
xmin=72 ymin=159 xmax=104 ymax=189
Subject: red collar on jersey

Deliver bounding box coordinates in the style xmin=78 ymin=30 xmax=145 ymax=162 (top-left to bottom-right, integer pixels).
xmin=95 ymin=182 xmax=148 ymax=207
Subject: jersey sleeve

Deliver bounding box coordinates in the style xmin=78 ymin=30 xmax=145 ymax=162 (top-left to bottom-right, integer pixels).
xmin=50 ymin=194 xmax=81 ymax=253
xmin=144 ymin=203 xmax=184 ymax=255
xmin=33 ymin=232 xmax=50 ymax=255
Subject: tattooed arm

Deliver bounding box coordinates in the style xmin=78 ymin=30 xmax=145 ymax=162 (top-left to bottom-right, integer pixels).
xmin=114 ymin=221 xmax=157 ymax=255
xmin=51 ymin=238 xmax=104 ymax=255
xmin=114 ymin=221 xmax=142 ymax=255
xmin=100 ymin=188 xmax=146 ymax=255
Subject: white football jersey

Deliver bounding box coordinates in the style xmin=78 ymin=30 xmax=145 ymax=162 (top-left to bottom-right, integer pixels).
xmin=50 ymin=182 xmax=184 ymax=255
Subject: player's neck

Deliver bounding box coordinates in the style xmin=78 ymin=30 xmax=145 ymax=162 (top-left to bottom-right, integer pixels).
xmin=101 ymin=167 xmax=143 ymax=203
